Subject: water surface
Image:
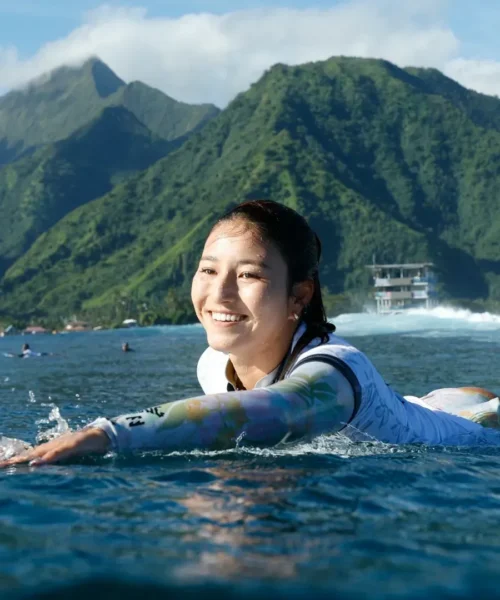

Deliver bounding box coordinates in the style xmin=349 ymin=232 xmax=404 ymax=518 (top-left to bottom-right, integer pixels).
xmin=1 ymin=308 xmax=500 ymax=600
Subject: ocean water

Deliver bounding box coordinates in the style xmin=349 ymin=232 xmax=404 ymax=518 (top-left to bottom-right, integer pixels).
xmin=1 ymin=308 xmax=500 ymax=599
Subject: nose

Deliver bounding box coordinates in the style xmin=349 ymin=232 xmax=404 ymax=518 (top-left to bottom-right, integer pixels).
xmin=213 ymin=271 xmax=238 ymax=303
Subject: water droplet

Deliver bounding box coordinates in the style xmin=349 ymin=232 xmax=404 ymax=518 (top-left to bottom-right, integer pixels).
xmin=235 ymin=431 xmax=247 ymax=448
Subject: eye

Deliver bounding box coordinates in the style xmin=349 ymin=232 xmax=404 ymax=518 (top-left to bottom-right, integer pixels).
xmin=240 ymin=271 xmax=259 ymax=279
xmin=199 ymin=267 xmax=216 ymax=275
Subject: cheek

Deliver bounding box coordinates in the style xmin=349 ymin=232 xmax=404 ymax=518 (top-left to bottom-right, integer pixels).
xmin=244 ymin=284 xmax=289 ymax=319
xmin=191 ymin=275 xmax=203 ymax=308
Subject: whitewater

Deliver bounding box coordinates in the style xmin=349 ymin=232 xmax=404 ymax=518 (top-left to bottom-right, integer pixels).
xmin=334 ymin=305 xmax=500 ymax=337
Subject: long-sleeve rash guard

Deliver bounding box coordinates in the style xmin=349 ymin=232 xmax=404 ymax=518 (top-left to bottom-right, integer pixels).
xmin=90 ymin=360 xmax=355 ymax=452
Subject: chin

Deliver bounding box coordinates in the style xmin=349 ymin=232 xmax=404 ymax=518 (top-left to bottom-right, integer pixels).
xmin=206 ymin=332 xmax=239 ymax=354
xmin=207 ymin=338 xmax=233 ymax=353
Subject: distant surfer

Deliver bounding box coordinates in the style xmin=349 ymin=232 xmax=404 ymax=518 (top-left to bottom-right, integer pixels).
xmin=21 ymin=343 xmax=41 ymax=358
xmin=3 ymin=343 xmax=48 ymax=358
xmin=122 ymin=342 xmax=134 ymax=352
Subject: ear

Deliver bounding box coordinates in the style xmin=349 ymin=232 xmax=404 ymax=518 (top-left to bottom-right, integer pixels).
xmin=290 ymin=279 xmax=314 ymax=317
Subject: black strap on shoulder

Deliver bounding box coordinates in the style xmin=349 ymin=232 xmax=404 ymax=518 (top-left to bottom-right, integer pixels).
xmin=288 ymin=353 xmax=362 ymax=425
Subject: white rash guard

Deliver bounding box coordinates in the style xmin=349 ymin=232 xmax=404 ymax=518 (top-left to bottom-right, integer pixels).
xmin=197 ymin=324 xmax=500 ymax=446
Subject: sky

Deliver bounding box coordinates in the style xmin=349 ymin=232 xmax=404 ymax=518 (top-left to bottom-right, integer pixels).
xmin=1 ymin=0 xmax=500 ymax=106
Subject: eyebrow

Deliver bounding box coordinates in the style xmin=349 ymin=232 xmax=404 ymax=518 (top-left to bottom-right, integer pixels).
xmin=200 ymin=255 xmax=271 ymax=269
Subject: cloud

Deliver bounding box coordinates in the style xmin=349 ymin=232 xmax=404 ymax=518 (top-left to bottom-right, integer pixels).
xmin=445 ymin=58 xmax=500 ymax=98
xmin=0 ymin=1 xmax=496 ymax=106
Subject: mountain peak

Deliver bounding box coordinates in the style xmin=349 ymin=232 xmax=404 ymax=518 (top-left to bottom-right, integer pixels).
xmin=44 ymin=57 xmax=125 ymax=98
xmin=83 ymin=57 xmax=125 ymax=98
xmin=9 ymin=57 xmax=125 ymax=100
xmin=0 ymin=57 xmax=127 ymax=164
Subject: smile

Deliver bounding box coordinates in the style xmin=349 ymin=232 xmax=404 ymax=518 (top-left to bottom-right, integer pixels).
xmin=210 ymin=312 xmax=246 ymax=323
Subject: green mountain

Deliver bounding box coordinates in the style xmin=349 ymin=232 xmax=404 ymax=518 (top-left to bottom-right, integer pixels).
xmin=0 ymin=105 xmax=177 ymax=275
xmin=3 ymin=56 xmax=500 ymax=321
xmin=0 ymin=57 xmax=219 ymax=164
xmin=404 ymin=66 xmax=500 ymax=133
xmin=114 ymin=81 xmax=220 ymax=141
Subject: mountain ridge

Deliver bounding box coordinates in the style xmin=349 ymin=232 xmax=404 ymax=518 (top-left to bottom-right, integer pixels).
xmin=0 ymin=57 xmax=219 ymax=164
xmin=2 ymin=55 xmax=500 ymax=321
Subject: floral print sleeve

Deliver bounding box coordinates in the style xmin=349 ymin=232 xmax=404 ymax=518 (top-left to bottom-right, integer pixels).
xmin=89 ymin=361 xmax=355 ymax=452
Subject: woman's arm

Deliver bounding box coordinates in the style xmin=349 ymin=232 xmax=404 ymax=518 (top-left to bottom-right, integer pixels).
xmin=92 ymin=361 xmax=355 ymax=451
xmin=0 ymin=361 xmax=355 ymax=466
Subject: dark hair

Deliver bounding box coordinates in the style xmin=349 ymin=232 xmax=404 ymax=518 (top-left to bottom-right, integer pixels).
xmin=214 ymin=200 xmax=335 ymax=377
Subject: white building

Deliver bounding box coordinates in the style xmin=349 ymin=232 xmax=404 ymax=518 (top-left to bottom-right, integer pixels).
xmin=366 ymin=262 xmax=438 ymax=313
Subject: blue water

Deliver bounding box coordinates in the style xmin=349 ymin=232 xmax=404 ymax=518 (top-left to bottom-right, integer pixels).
xmin=2 ymin=308 xmax=500 ymax=600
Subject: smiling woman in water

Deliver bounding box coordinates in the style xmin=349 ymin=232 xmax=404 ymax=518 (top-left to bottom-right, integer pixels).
xmin=3 ymin=200 xmax=500 ymax=467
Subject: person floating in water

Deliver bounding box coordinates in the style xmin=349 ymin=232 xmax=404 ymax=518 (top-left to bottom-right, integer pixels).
xmin=2 ymin=343 xmax=47 ymax=358
xmin=122 ymin=342 xmax=134 ymax=352
xmin=2 ymin=200 xmax=500 ymax=467
xmin=21 ymin=343 xmax=43 ymax=358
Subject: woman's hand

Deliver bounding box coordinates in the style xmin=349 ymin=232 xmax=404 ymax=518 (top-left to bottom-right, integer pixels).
xmin=0 ymin=428 xmax=111 ymax=468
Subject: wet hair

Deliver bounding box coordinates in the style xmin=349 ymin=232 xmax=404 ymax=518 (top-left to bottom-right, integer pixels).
xmin=214 ymin=200 xmax=335 ymax=379
xmin=22 ymin=343 xmax=30 ymax=351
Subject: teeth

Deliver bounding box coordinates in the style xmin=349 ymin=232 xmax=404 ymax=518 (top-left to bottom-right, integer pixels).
xmin=212 ymin=312 xmax=243 ymax=322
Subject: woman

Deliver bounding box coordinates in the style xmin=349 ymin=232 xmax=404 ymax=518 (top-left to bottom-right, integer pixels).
xmin=3 ymin=200 xmax=500 ymax=467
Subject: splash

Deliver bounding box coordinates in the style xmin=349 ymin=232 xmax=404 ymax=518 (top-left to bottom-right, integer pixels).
xmin=155 ymin=432 xmax=405 ymax=460
xmin=35 ymin=405 xmax=71 ymax=444
xmin=0 ymin=436 xmax=32 ymax=460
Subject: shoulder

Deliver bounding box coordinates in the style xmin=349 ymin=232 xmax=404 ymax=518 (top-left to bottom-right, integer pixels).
xmin=197 ymin=346 xmax=230 ymax=394
xmin=295 ymin=332 xmax=357 ymax=364
xmin=287 ymin=332 xmax=369 ymax=390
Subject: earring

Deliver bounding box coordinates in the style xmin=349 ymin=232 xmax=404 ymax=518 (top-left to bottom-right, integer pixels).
xmin=292 ymin=313 xmax=300 ymax=321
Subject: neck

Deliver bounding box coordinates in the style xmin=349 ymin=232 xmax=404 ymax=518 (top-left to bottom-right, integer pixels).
xmin=229 ymin=324 xmax=299 ymax=390
xmin=229 ymin=360 xmax=275 ymax=390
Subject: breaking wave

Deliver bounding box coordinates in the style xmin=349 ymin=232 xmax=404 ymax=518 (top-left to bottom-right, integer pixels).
xmin=333 ymin=306 xmax=500 ymax=338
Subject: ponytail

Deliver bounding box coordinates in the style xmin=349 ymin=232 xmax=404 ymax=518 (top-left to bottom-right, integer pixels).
xmin=295 ymin=234 xmax=335 ymax=353
xmin=303 ymin=270 xmax=336 ymax=342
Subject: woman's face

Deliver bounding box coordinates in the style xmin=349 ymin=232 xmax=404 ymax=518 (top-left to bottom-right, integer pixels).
xmin=191 ymin=221 xmax=298 ymax=360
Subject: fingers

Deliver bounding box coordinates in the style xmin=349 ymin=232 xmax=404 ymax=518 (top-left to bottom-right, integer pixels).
xmin=0 ymin=451 xmax=41 ymax=468
xmin=0 ymin=440 xmax=62 ymax=468
xmin=0 ymin=447 xmax=69 ymax=468
xmin=0 ymin=428 xmax=110 ymax=469
xmin=0 ymin=442 xmax=60 ymax=467
xmin=0 ymin=433 xmax=73 ymax=467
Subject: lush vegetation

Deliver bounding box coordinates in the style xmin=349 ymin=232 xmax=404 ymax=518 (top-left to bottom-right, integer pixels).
xmin=0 ymin=57 xmax=219 ymax=164
xmin=0 ymin=106 xmax=179 ymax=276
xmin=3 ymin=56 xmax=500 ymax=324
